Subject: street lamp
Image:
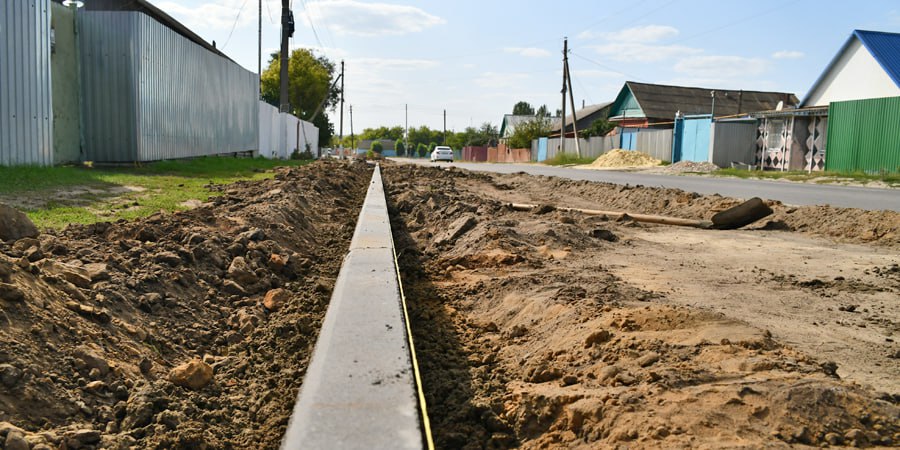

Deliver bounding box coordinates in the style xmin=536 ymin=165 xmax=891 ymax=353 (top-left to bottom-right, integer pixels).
xmin=710 ymin=90 xmax=716 ymax=120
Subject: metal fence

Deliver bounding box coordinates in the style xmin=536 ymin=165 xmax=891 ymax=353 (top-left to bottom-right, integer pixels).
xmin=258 ymin=102 xmax=319 ymax=159
xmin=635 ymin=129 xmax=673 ymax=162
xmin=79 ymin=11 xmax=258 ymax=162
xmin=1 ymin=0 xmax=53 ymax=166
xmin=710 ymin=121 xmax=756 ymax=167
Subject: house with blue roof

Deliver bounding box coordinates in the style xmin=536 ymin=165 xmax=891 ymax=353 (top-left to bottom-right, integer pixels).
xmin=802 ymin=30 xmax=900 ymax=107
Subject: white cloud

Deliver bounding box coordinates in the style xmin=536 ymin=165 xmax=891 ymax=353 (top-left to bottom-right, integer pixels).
xmin=772 ymin=50 xmax=805 ymax=60
xmin=156 ymin=0 xmax=256 ymax=30
xmin=603 ymin=25 xmax=679 ymax=43
xmin=503 ymin=47 xmax=552 ymax=58
xmin=303 ymin=0 xmax=445 ymax=37
xmin=591 ymin=42 xmax=701 ymax=63
xmin=674 ymin=55 xmax=770 ymax=78
xmin=351 ymin=58 xmax=439 ymax=70
xmin=474 ymin=72 xmax=530 ymax=89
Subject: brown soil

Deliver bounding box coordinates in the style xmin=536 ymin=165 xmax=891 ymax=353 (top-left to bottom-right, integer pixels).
xmin=383 ymin=163 xmax=899 ymax=449
xmin=0 ymin=161 xmax=370 ymax=449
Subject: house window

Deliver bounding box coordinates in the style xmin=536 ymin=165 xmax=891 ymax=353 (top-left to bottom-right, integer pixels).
xmin=766 ymin=119 xmax=784 ymax=150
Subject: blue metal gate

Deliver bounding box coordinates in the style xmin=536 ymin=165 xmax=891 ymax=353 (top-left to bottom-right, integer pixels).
xmin=673 ymin=114 xmax=711 ymax=162
xmin=537 ymin=137 xmax=548 ymax=161
xmin=620 ymin=128 xmax=639 ymax=150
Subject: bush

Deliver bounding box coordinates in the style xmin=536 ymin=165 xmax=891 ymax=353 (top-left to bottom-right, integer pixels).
xmin=366 ymin=149 xmax=375 ymax=159
xmin=395 ymin=139 xmax=405 ymax=157
xmin=417 ymin=143 xmax=428 ymax=157
xmin=371 ymin=141 xmax=384 ymax=154
xmin=509 ymin=117 xmax=551 ymax=149
xmin=428 ymin=142 xmax=437 ymax=153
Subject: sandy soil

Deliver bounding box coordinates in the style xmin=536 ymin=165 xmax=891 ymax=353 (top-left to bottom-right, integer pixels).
xmin=384 ymin=163 xmax=899 ymax=449
xmin=0 ymin=161 xmax=370 ymax=449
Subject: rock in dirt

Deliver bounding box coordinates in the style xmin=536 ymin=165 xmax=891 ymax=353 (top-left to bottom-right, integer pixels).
xmin=434 ymin=216 xmax=477 ymax=246
xmin=83 ymin=262 xmax=110 ymax=282
xmin=168 ymin=359 xmax=213 ymax=390
xmin=66 ymin=429 xmax=101 ymax=448
xmin=589 ymin=228 xmax=618 ymax=242
xmin=0 ymin=363 xmax=23 ymax=388
xmin=0 ymin=282 xmax=26 ymax=302
xmin=636 ymin=352 xmax=660 ymax=367
xmin=0 ymin=204 xmax=39 ymax=242
xmin=73 ymin=346 xmax=110 ymax=376
xmin=4 ymin=430 xmax=29 ymax=450
xmin=227 ymin=256 xmax=258 ymax=286
xmin=263 ymin=288 xmax=290 ymax=312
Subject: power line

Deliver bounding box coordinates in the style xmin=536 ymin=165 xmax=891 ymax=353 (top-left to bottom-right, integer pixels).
xmin=298 ymin=0 xmax=324 ymax=49
xmin=666 ymin=0 xmax=801 ymax=45
xmin=571 ymin=51 xmax=648 ymax=82
xmin=222 ymin=0 xmax=251 ymax=50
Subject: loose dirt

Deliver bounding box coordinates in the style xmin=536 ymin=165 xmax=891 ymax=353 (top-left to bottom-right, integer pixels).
xmin=0 ymin=161 xmax=370 ymax=449
xmin=577 ymin=149 xmax=662 ymax=169
xmin=384 ymin=163 xmax=898 ymax=449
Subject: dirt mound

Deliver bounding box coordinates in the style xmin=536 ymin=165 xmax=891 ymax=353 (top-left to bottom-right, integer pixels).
xmin=383 ymin=164 xmax=898 ymax=449
xmin=660 ymin=160 xmax=720 ymax=173
xmin=582 ymin=149 xmax=661 ymax=168
xmin=0 ymin=160 xmax=370 ymax=448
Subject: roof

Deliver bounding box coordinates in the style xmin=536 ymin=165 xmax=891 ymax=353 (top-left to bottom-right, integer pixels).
xmin=500 ymin=115 xmax=538 ymax=138
xmin=611 ymin=81 xmax=798 ymax=121
xmin=67 ymin=0 xmax=234 ymax=63
xmin=550 ymin=102 xmax=613 ymax=132
xmin=800 ymin=30 xmax=900 ymax=105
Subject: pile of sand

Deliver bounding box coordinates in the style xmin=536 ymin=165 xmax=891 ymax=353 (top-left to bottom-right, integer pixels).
xmin=585 ymin=149 xmax=661 ymax=168
xmin=660 ymin=160 xmax=720 ymax=173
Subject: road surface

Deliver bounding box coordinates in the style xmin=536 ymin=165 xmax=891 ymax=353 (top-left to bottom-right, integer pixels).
xmin=393 ymin=158 xmax=900 ymax=212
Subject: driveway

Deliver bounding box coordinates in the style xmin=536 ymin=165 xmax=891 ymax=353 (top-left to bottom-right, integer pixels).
xmin=392 ymin=158 xmax=900 ymax=212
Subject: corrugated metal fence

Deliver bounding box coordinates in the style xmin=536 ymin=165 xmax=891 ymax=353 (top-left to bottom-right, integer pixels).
xmin=635 ymin=129 xmax=672 ymax=162
xmin=826 ymin=96 xmax=900 ymax=173
xmin=1 ymin=0 xmax=53 ymax=166
xmin=258 ymin=102 xmax=319 ymax=159
xmin=79 ymin=11 xmax=258 ymax=162
xmin=710 ymin=121 xmax=757 ymax=167
xmin=532 ymin=130 xmax=672 ymax=162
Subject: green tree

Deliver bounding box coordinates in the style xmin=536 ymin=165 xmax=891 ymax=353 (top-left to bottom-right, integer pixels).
xmin=512 ymin=101 xmax=535 ymax=115
xmin=395 ymin=139 xmax=406 ymax=157
xmin=509 ymin=117 xmax=551 ymax=149
xmin=536 ymin=104 xmax=551 ymax=118
xmin=261 ymin=49 xmax=341 ymax=145
xmin=417 ymin=143 xmax=428 ymax=157
xmin=581 ymin=118 xmax=616 ymax=137
xmin=428 ymin=142 xmax=437 ymax=153
xmin=371 ymin=141 xmax=384 ymax=154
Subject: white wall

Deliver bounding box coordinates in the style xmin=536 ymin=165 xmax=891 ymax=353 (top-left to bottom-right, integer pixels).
xmin=258 ymin=101 xmax=319 ymax=159
xmin=804 ymin=38 xmax=900 ymax=107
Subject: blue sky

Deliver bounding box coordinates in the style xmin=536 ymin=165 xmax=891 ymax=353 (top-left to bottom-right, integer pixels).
xmin=153 ymin=0 xmax=900 ymax=133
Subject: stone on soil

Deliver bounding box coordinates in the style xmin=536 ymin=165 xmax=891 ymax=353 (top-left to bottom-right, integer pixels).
xmin=0 ymin=204 xmax=39 ymax=242
xmin=263 ymin=288 xmax=290 ymax=311
xmin=168 ymin=359 xmax=213 ymax=390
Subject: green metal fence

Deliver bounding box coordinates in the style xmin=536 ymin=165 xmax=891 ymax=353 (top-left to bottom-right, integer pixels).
xmin=826 ymin=96 xmax=900 ymax=173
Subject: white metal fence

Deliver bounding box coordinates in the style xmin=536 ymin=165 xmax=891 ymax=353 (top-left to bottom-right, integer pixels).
xmin=258 ymin=102 xmax=319 ymax=159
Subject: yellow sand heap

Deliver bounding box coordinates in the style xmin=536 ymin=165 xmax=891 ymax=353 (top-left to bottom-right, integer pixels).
xmin=587 ymin=149 xmax=661 ymax=168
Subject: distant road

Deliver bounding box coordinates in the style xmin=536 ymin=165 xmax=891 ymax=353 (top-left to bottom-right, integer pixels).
xmin=392 ymin=158 xmax=900 ymax=212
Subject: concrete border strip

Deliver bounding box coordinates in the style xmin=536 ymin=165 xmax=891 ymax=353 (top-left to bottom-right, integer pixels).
xmin=281 ymin=163 xmax=425 ymax=449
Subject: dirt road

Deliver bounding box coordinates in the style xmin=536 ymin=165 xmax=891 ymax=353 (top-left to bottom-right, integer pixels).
xmin=384 ymin=162 xmax=898 ymax=449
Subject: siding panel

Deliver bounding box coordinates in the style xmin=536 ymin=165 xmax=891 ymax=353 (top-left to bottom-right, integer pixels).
xmin=826 ymin=96 xmax=900 ymax=173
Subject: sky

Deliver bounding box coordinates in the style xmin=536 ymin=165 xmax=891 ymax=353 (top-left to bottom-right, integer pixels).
xmin=151 ymin=0 xmax=900 ymax=134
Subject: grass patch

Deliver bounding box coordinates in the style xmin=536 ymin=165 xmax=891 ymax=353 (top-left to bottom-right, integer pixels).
xmin=712 ymin=168 xmax=900 ymax=186
xmin=0 ymin=156 xmax=312 ymax=229
xmin=543 ymin=152 xmax=596 ymax=166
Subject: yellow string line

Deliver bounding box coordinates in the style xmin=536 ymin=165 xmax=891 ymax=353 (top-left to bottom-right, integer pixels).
xmin=385 ymin=176 xmax=436 ymax=450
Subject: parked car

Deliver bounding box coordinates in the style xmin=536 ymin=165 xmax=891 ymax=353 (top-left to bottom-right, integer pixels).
xmin=430 ymin=146 xmax=453 ymax=162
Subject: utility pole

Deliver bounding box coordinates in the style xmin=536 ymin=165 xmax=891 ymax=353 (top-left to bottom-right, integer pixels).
xmin=560 ymin=37 xmax=568 ymax=155
xmin=257 ymin=0 xmax=261 ymax=96
xmin=443 ymin=109 xmax=447 ymax=145
xmin=405 ymin=104 xmax=408 ymax=156
xmin=339 ymin=60 xmax=345 ymax=155
xmin=565 ymin=56 xmax=581 ymax=158
xmin=349 ymin=105 xmax=355 ymax=151
xmin=279 ymin=0 xmax=293 ymax=113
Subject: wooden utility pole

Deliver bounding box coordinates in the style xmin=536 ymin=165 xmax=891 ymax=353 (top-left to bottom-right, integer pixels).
xmin=560 ymin=38 xmax=568 ymax=155
xmin=339 ymin=60 xmax=345 ymax=153
xmin=565 ymin=57 xmax=581 ymax=158
xmin=258 ymin=0 xmax=262 ymax=97
xmin=405 ymin=104 xmax=408 ymax=155
xmin=279 ymin=0 xmax=292 ymax=113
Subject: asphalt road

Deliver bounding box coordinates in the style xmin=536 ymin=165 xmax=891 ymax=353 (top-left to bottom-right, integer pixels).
xmin=392 ymin=158 xmax=900 ymax=212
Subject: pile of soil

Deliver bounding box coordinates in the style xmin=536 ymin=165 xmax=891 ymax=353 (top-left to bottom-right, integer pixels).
xmin=0 ymin=161 xmax=370 ymax=449
xmin=658 ymin=160 xmax=720 ymax=173
xmin=580 ymin=149 xmax=661 ymax=169
xmin=383 ymin=164 xmax=898 ymax=449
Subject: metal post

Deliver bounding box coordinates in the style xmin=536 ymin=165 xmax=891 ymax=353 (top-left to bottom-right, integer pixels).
xmin=279 ymin=0 xmax=290 ymax=113
xmin=258 ymin=0 xmax=262 ymax=97
xmin=339 ymin=60 xmax=344 ymax=155
xmin=349 ymin=105 xmax=355 ymax=151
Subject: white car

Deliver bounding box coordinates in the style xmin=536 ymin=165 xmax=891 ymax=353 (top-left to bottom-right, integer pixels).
xmin=430 ymin=146 xmax=453 ymax=162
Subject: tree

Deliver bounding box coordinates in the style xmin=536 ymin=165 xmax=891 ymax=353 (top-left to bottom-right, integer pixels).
xmin=509 ymin=117 xmax=551 ymax=149
xmin=428 ymin=142 xmax=437 ymax=153
xmin=371 ymin=141 xmax=384 ymax=154
xmin=536 ymin=104 xmax=551 ymax=118
xmin=581 ymin=118 xmax=616 ymax=137
xmin=417 ymin=143 xmax=428 ymax=157
xmin=395 ymin=139 xmax=406 ymax=157
xmin=260 ymin=49 xmax=341 ymax=145
xmin=512 ymin=101 xmax=535 ymax=115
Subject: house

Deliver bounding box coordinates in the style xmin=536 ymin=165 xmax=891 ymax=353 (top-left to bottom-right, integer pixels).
xmin=801 ymin=30 xmax=900 ymax=107
xmin=499 ymin=115 xmax=537 ymax=142
xmin=608 ymin=81 xmax=798 ymax=127
xmin=550 ymin=102 xmax=613 ymax=137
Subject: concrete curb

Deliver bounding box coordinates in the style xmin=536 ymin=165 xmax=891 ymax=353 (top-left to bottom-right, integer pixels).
xmin=281 ymin=164 xmax=423 ymax=449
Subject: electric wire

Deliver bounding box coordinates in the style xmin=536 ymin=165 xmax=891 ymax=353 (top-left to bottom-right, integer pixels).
xmin=222 ymin=0 xmax=252 ymax=50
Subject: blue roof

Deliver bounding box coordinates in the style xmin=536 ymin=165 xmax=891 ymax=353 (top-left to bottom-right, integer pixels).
xmin=802 ymin=29 xmax=900 ymax=105
xmin=854 ymin=30 xmax=900 ymax=87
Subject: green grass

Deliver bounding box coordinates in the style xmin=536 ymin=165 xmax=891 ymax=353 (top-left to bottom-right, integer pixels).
xmin=543 ymin=152 xmax=597 ymax=166
xmin=0 ymin=157 xmax=312 ymax=229
xmin=712 ymin=168 xmax=900 ymax=186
